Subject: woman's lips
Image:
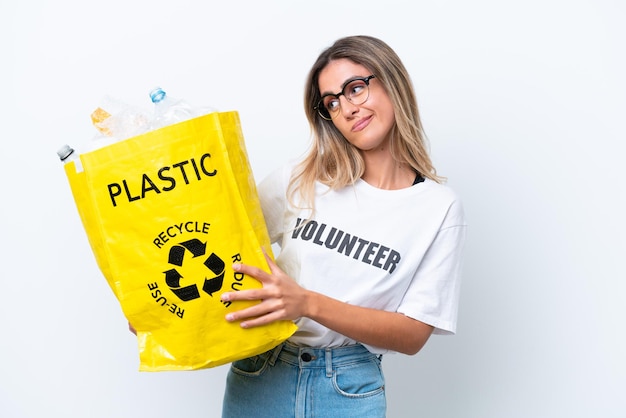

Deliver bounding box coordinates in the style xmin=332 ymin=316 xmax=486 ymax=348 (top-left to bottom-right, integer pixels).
xmin=351 ymin=115 xmax=372 ymax=132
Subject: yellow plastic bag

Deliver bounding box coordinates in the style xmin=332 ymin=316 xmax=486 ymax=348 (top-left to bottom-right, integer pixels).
xmin=64 ymin=111 xmax=296 ymax=371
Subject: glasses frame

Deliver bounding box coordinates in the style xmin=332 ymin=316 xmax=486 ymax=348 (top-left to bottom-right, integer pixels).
xmin=315 ymin=75 xmax=376 ymax=120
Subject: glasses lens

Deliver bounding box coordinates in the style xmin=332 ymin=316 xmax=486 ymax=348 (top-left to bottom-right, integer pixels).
xmin=316 ymin=101 xmax=332 ymax=120
xmin=344 ymin=79 xmax=369 ymax=105
xmin=315 ymin=76 xmax=373 ymax=120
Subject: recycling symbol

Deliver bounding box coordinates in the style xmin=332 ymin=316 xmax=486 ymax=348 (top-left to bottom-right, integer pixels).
xmin=164 ymin=238 xmax=225 ymax=301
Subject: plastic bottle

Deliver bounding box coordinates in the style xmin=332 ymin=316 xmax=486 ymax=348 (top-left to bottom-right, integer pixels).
xmin=57 ymin=144 xmax=76 ymax=162
xmin=91 ymin=95 xmax=150 ymax=141
xmin=57 ymin=144 xmax=83 ymax=172
xmin=149 ymin=87 xmax=196 ymax=129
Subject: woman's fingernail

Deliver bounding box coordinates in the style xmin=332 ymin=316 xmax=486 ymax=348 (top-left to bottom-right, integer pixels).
xmin=226 ymin=313 xmax=235 ymax=321
xmin=232 ymin=263 xmax=241 ymax=271
xmin=221 ymin=293 xmax=230 ymax=301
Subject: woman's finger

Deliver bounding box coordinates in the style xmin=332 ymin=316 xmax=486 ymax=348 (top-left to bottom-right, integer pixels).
xmin=221 ymin=287 xmax=266 ymax=302
xmin=225 ymin=301 xmax=286 ymax=328
xmin=232 ymin=261 xmax=272 ymax=284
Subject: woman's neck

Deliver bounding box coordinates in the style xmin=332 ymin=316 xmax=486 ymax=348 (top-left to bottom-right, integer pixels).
xmin=361 ymin=153 xmax=415 ymax=190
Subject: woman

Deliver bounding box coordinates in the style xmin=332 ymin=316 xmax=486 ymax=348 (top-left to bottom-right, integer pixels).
xmin=220 ymin=35 xmax=466 ymax=417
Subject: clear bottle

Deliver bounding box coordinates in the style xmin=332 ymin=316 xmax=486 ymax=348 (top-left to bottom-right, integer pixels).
xmin=57 ymin=144 xmax=83 ymax=171
xmin=91 ymin=95 xmax=150 ymax=142
xmin=149 ymin=87 xmax=196 ymax=129
xmin=57 ymin=144 xmax=76 ymax=162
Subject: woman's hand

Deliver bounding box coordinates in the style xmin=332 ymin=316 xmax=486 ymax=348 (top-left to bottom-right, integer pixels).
xmin=221 ymin=249 xmax=434 ymax=355
xmin=220 ymin=251 xmax=310 ymax=328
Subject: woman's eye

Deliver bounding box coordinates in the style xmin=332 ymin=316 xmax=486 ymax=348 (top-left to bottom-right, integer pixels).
xmin=348 ymin=82 xmax=366 ymax=96
xmin=325 ymin=98 xmax=340 ymax=111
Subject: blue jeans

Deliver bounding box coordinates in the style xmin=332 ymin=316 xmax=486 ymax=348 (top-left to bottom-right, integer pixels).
xmin=222 ymin=342 xmax=386 ymax=417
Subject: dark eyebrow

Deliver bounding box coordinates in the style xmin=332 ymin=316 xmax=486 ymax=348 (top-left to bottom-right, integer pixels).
xmin=320 ymin=75 xmax=369 ymax=97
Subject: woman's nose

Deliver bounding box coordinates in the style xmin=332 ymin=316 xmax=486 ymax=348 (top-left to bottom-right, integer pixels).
xmin=338 ymin=95 xmax=359 ymax=117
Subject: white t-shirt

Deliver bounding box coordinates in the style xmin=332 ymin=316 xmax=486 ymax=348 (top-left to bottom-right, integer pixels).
xmin=257 ymin=164 xmax=467 ymax=354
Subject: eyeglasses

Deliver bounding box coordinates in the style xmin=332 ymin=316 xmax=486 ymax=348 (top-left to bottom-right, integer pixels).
xmin=315 ymin=75 xmax=376 ymax=120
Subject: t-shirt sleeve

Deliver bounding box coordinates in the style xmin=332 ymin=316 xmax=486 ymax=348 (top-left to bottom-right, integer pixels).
xmin=257 ymin=165 xmax=291 ymax=245
xmin=397 ymin=198 xmax=467 ymax=335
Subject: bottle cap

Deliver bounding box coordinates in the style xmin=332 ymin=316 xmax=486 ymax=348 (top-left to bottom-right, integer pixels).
xmin=57 ymin=144 xmax=75 ymax=161
xmin=150 ymin=87 xmax=166 ymax=103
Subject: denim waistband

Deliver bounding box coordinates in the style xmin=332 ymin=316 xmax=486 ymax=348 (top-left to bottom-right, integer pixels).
xmin=268 ymin=342 xmax=380 ymax=376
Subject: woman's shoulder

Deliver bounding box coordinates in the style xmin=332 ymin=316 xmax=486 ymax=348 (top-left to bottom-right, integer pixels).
xmin=260 ymin=160 xmax=297 ymax=188
xmin=420 ymin=179 xmax=466 ymax=226
xmin=422 ymin=178 xmax=462 ymax=201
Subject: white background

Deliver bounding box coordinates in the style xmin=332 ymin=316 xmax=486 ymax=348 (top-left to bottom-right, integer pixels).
xmin=1 ymin=1 xmax=625 ymax=417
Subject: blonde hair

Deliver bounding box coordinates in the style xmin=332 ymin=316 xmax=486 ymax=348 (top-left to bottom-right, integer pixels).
xmin=288 ymin=35 xmax=442 ymax=209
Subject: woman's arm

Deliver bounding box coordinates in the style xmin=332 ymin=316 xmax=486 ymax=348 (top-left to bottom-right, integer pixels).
xmin=301 ymin=292 xmax=433 ymax=355
xmin=220 ymin=252 xmax=434 ymax=355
